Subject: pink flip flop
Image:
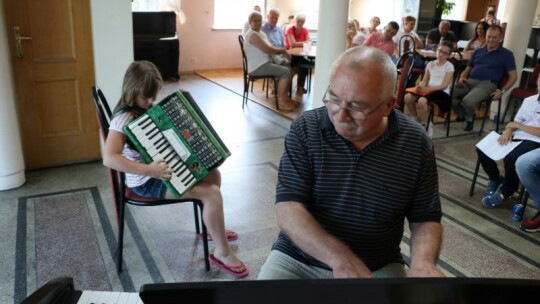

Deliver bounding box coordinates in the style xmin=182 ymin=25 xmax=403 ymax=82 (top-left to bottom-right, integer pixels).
xmin=198 ymin=229 xmax=238 ymax=242
xmin=209 ymin=254 xmax=249 ymax=278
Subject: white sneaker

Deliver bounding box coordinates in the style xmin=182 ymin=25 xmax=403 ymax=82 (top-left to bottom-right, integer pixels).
xmin=427 ymin=122 xmax=433 ymax=138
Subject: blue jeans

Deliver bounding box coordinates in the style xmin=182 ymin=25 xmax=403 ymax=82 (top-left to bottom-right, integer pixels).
xmin=516 ymin=148 xmax=540 ymax=209
xmin=131 ymin=177 xmax=167 ymax=198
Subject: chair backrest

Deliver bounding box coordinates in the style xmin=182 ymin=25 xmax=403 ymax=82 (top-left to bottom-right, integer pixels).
xmin=394 ymin=52 xmax=415 ymax=111
xmin=91 ymin=85 xmax=122 ymax=224
xmin=92 ymin=86 xmax=113 ymax=139
xmin=527 ymin=63 xmax=540 ymax=89
xmin=237 ymin=34 xmax=249 ymax=87
xmin=398 ymin=34 xmax=415 ymax=56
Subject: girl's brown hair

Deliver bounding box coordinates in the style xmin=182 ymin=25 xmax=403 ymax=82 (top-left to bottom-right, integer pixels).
xmin=114 ymin=60 xmax=162 ymax=115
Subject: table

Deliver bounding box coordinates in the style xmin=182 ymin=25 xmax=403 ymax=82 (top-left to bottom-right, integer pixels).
xmin=287 ymin=46 xmax=316 ymax=58
xmin=287 ymin=46 xmax=316 ymax=92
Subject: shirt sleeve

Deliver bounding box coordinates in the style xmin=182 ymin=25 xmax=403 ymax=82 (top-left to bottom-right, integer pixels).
xmin=109 ymin=112 xmax=134 ymax=134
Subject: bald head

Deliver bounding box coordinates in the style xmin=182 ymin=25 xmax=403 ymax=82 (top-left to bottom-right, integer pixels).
xmin=331 ymin=46 xmax=396 ymax=101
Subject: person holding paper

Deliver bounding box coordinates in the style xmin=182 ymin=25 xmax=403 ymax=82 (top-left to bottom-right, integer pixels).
xmin=478 ymin=76 xmax=540 ymax=209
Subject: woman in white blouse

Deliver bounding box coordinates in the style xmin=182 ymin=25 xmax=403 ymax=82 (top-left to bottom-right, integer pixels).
xmin=244 ymin=11 xmax=296 ymax=111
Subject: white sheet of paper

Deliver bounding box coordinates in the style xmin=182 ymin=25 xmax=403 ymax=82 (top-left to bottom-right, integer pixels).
xmin=475 ymin=131 xmax=522 ymax=160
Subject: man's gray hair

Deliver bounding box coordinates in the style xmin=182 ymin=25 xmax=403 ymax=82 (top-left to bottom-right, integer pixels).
xmin=439 ymin=20 xmax=451 ymax=27
xmin=330 ymin=46 xmax=397 ymax=101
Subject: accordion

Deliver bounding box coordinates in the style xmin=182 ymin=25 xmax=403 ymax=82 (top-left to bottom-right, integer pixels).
xmin=124 ymin=90 xmax=230 ymax=198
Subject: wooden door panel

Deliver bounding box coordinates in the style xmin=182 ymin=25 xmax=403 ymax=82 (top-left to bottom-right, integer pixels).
xmin=4 ymin=0 xmax=99 ymax=169
xmin=28 ymin=0 xmax=76 ymax=61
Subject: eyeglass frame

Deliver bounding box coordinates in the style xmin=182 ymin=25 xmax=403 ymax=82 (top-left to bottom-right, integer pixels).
xmin=437 ymin=48 xmax=451 ymax=56
xmin=322 ymin=86 xmax=389 ymax=120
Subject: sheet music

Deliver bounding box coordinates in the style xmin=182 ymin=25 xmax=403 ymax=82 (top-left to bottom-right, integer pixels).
xmin=475 ymin=131 xmax=522 ymax=160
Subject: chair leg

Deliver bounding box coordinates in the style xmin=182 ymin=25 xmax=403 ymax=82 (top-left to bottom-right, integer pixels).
xmin=194 ymin=202 xmax=210 ymax=271
xmin=445 ymin=110 xmax=451 ymax=137
xmin=117 ymin=200 xmax=126 ymax=272
xmin=495 ymin=96 xmax=503 ymax=133
xmin=478 ymin=99 xmax=491 ymax=136
xmin=192 ymin=202 xmax=201 ymax=234
xmin=469 ymin=158 xmax=481 ymax=196
xmin=502 ymin=97 xmax=513 ymax=125
xmin=426 ymin=103 xmax=434 ymax=132
xmin=274 ymin=78 xmax=279 ymax=110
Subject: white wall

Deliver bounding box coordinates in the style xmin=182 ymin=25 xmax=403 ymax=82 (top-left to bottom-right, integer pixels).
xmin=90 ymin=0 xmax=134 ymax=109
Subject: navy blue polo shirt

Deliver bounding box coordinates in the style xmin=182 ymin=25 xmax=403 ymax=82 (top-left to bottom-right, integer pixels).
xmin=273 ymin=107 xmax=442 ymax=272
xmin=469 ymin=46 xmax=516 ymax=84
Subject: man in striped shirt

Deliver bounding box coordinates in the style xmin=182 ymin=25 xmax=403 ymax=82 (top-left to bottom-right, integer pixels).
xmin=258 ymin=46 xmax=444 ymax=279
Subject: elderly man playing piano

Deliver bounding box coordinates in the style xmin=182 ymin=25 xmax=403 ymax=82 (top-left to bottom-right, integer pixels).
xmin=257 ymin=46 xmax=444 ymax=280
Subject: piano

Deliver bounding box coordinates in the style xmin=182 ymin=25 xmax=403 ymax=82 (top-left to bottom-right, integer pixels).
xmin=20 ymin=277 xmax=143 ymax=304
xmin=133 ymin=11 xmax=180 ymax=80
xmin=23 ymin=276 xmax=540 ymax=304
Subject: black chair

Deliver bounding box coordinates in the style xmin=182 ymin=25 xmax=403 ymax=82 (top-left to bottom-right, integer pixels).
xmin=503 ymin=64 xmax=540 ymax=123
xmin=238 ymin=34 xmax=279 ymax=110
xmin=91 ymin=86 xmax=210 ymax=272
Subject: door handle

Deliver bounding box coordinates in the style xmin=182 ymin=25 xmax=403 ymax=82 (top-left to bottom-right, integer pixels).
xmin=14 ymin=26 xmax=32 ymax=58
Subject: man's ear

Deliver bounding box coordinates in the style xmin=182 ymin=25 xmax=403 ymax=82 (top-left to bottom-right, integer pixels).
xmin=383 ymin=98 xmax=396 ymax=116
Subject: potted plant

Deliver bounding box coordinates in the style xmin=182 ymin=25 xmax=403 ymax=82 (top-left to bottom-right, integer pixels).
xmin=436 ymin=0 xmax=456 ymax=16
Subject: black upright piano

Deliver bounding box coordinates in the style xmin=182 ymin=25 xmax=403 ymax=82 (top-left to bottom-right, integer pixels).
xmin=133 ymin=11 xmax=180 ymax=80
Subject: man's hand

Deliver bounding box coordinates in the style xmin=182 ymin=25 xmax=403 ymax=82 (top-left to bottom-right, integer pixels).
xmin=491 ymin=90 xmax=503 ymax=101
xmin=330 ymin=252 xmax=372 ymax=278
xmin=407 ymin=262 xmax=445 ymax=277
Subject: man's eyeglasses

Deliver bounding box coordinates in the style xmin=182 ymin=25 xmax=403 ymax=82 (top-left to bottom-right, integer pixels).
xmin=322 ymin=87 xmax=387 ymax=120
xmin=437 ymin=48 xmax=451 ymax=55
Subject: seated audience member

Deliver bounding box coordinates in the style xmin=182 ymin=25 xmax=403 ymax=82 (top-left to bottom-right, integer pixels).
xmin=262 ymin=8 xmax=285 ymax=48
xmin=257 ymin=46 xmax=444 ymax=280
xmin=104 ymin=60 xmax=249 ymax=278
xmin=480 ymin=5 xmax=501 ymax=26
xmin=478 ymin=75 xmax=540 ymax=209
xmin=426 ymin=20 xmax=457 ymax=50
xmin=404 ymin=40 xmax=455 ymax=138
xmin=516 ymin=148 xmax=540 ymax=232
xmin=363 ymin=21 xmax=399 ymax=59
xmin=464 ymin=22 xmax=488 ymax=52
xmin=285 ymin=13 xmax=312 ymax=95
xmin=452 ymin=25 xmax=517 ymax=131
xmin=362 ymin=16 xmax=381 ymax=35
xmin=244 ymin=11 xmax=296 ymax=110
xmin=352 ymin=19 xmax=361 ymax=33
xmin=242 ymin=5 xmax=261 ymax=37
xmin=281 ymin=14 xmax=294 ymax=33
xmin=393 ymin=15 xmax=424 ymax=53
xmin=352 ymin=23 xmax=367 ymax=47
xmin=346 ymin=20 xmax=359 ymax=49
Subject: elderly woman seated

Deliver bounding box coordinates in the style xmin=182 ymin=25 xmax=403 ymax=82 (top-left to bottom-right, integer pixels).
xmin=244 ymin=11 xmax=297 ymax=111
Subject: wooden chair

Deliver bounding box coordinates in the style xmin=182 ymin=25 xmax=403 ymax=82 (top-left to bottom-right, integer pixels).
xmin=395 ymin=52 xmax=416 ymax=111
xmin=91 ymin=86 xmax=210 ymax=272
xmin=238 ymin=34 xmax=279 ymax=109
